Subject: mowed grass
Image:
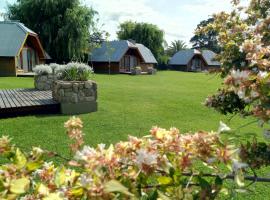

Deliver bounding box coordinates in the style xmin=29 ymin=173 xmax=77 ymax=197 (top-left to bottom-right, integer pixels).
xmin=0 ymin=71 xmax=268 ymax=199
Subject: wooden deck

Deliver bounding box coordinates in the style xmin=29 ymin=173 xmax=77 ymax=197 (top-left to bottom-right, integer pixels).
xmin=0 ymin=89 xmax=60 ymax=118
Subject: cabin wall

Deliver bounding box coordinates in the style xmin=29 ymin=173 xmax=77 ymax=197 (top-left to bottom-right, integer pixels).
xmin=0 ymin=57 xmax=16 ymax=76
xmin=91 ymin=62 xmax=120 ymax=74
xmin=170 ymin=65 xmax=188 ymax=71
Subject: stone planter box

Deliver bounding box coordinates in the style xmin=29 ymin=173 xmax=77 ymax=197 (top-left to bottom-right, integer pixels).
xmin=147 ymin=68 xmax=157 ymax=75
xmin=34 ymin=74 xmax=56 ymax=90
xmin=131 ymin=68 xmax=142 ymax=75
xmin=52 ymin=80 xmax=97 ymax=115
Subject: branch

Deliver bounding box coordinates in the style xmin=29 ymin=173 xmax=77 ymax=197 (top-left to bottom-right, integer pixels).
xmin=182 ymin=172 xmax=270 ymax=183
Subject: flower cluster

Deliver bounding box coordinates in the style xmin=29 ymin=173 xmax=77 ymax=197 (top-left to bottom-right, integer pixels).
xmin=199 ymin=0 xmax=270 ymax=124
xmin=0 ymin=118 xmax=249 ymax=199
xmin=64 ymin=116 xmax=84 ymax=152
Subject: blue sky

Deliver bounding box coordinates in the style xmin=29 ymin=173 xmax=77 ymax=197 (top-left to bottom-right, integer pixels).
xmin=0 ymin=0 xmax=247 ymax=46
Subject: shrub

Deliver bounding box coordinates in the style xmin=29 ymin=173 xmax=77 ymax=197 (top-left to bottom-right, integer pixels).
xmin=33 ymin=64 xmax=52 ymax=75
xmin=0 ymin=117 xmax=253 ymax=199
xmin=57 ymin=62 xmax=93 ymax=81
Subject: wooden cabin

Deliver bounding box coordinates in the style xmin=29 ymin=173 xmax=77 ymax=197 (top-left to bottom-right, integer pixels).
xmin=0 ymin=21 xmax=49 ymax=76
xmin=169 ymin=49 xmax=220 ymax=72
xmin=89 ymin=40 xmax=157 ymax=74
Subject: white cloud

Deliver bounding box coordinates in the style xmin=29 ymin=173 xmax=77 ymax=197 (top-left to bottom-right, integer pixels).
xmin=83 ymin=0 xmax=238 ymax=46
xmin=2 ymin=0 xmax=250 ymax=46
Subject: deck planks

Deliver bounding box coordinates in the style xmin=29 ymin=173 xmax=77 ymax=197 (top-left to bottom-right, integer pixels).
xmin=0 ymin=89 xmax=60 ymax=117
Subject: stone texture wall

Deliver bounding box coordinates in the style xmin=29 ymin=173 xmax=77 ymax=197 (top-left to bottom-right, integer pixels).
xmin=52 ymin=80 xmax=97 ymax=104
xmin=34 ymin=75 xmax=56 ymax=90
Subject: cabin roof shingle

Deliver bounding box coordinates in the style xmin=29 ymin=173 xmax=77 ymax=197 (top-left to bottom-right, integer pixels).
xmin=0 ymin=21 xmax=37 ymax=57
xmin=89 ymin=40 xmax=157 ymax=64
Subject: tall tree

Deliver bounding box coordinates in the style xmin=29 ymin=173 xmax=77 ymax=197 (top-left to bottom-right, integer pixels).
xmin=190 ymin=18 xmax=221 ymax=53
xmin=166 ymin=40 xmax=187 ymax=57
xmin=117 ymin=21 xmax=165 ymax=63
xmin=7 ymin=0 xmax=97 ymax=63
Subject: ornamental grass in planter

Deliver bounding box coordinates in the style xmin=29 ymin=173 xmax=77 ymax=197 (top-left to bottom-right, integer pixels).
xmin=52 ymin=62 xmax=97 ymax=115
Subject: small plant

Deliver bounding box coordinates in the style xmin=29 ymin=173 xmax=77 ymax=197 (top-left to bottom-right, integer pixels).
xmin=33 ymin=64 xmax=52 ymax=75
xmin=49 ymin=63 xmax=61 ymax=75
xmin=57 ymin=62 xmax=93 ymax=81
xmin=147 ymin=66 xmax=157 ymax=75
xmin=131 ymin=66 xmax=142 ymax=75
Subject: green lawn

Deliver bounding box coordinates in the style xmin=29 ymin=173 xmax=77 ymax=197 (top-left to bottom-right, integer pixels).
xmin=0 ymin=71 xmax=268 ymax=199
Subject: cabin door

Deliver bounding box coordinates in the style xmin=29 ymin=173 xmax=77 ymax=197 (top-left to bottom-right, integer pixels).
xmin=120 ymin=55 xmax=139 ymax=73
xmin=191 ymin=58 xmax=201 ymax=71
xmin=22 ymin=48 xmax=36 ymax=72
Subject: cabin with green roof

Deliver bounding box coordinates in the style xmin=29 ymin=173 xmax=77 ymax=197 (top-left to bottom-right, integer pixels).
xmin=0 ymin=21 xmax=48 ymax=76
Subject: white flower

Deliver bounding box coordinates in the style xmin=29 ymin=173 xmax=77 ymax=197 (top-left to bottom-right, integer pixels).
xmin=263 ymin=129 xmax=270 ymax=140
xmin=237 ymin=89 xmax=246 ymax=99
xmin=231 ymin=70 xmax=249 ymax=85
xmin=258 ymin=71 xmax=268 ymax=79
xmin=75 ymin=146 xmax=96 ymax=161
xmin=232 ymin=159 xmax=248 ymax=172
xmin=97 ymin=143 xmax=106 ymax=151
xmin=135 ymin=149 xmax=157 ymax=168
xmin=80 ymin=173 xmax=93 ymax=188
xmin=218 ymin=121 xmax=231 ymax=133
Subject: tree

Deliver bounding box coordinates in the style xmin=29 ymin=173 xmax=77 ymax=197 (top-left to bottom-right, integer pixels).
xmin=190 ymin=18 xmax=221 ymax=53
xmin=166 ymin=40 xmax=187 ymax=57
xmin=117 ymin=21 xmax=165 ymax=63
xmin=7 ymin=0 xmax=97 ymax=63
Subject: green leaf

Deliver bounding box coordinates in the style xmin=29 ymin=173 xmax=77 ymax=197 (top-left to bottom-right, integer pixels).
xmin=9 ymin=178 xmax=30 ymax=194
xmin=43 ymin=193 xmax=64 ymax=200
xmin=235 ymin=170 xmax=245 ymax=187
xmin=197 ymin=177 xmax=211 ymax=189
xmin=26 ymin=161 xmax=43 ymax=171
xmin=147 ymin=190 xmax=158 ymax=200
xmin=215 ymin=176 xmax=223 ymax=186
xmin=104 ymin=180 xmax=134 ymax=196
xmin=54 ymin=166 xmax=66 ymax=187
xmin=37 ymin=183 xmax=50 ymax=196
xmin=70 ymin=187 xmax=84 ymax=197
xmin=157 ymin=176 xmax=173 ymax=185
xmin=157 ymin=191 xmax=171 ymax=200
xmin=14 ymin=148 xmax=27 ymax=169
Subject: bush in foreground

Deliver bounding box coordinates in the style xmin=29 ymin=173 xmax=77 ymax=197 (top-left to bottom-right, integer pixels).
xmin=0 ymin=117 xmax=254 ymax=200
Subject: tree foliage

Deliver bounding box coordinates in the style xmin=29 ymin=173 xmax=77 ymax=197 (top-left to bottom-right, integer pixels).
xmin=166 ymin=40 xmax=187 ymax=57
xmin=117 ymin=21 xmax=165 ymax=63
xmin=190 ymin=18 xmax=221 ymax=53
xmin=7 ymin=0 xmax=97 ymax=63
xmin=201 ymin=0 xmax=270 ymax=125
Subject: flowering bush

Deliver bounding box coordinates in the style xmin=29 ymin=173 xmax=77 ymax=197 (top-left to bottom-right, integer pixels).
xmin=0 ymin=117 xmax=252 ymax=200
xmin=0 ymin=117 xmax=255 ymax=200
xmin=198 ymin=0 xmax=270 ymax=125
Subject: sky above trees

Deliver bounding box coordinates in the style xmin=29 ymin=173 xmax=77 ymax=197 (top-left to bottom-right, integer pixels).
xmin=0 ymin=0 xmax=248 ymax=46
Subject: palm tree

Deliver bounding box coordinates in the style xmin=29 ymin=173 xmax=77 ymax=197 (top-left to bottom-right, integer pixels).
xmin=167 ymin=40 xmax=187 ymax=57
